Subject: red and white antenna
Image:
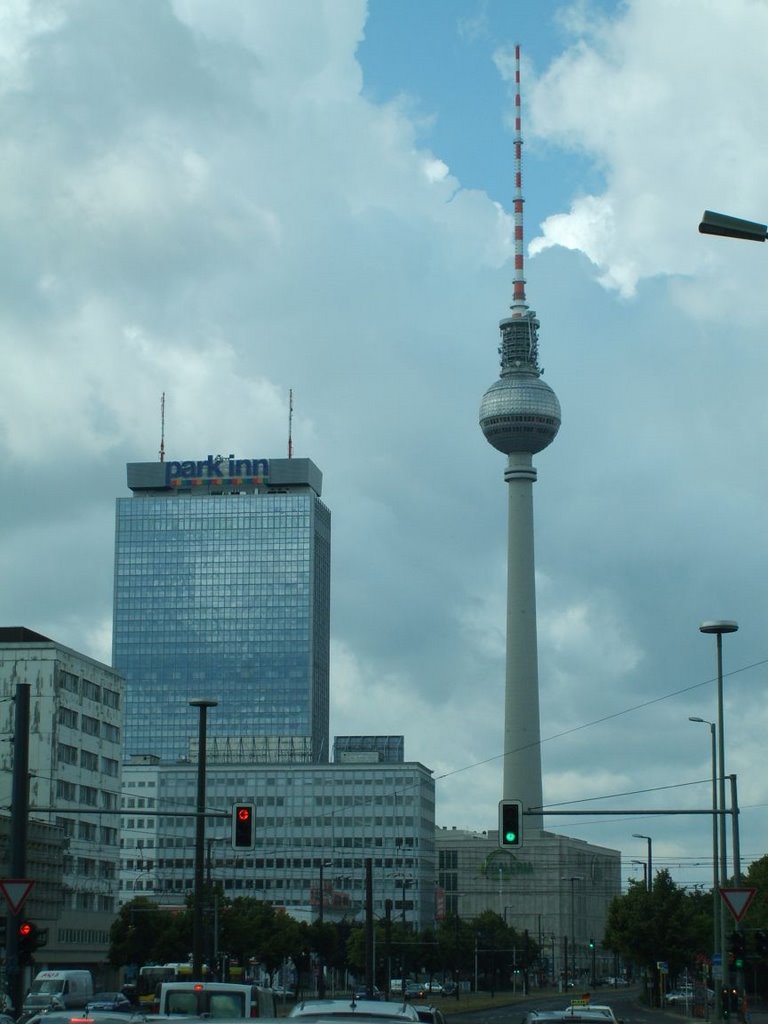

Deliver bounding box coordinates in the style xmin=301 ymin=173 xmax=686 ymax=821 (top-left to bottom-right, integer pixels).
xmin=511 ymin=43 xmax=527 ymax=311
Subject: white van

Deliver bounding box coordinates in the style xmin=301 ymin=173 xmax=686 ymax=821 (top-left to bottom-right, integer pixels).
xmin=23 ymin=970 xmax=94 ymax=1012
xmin=157 ymin=981 xmax=276 ymax=1018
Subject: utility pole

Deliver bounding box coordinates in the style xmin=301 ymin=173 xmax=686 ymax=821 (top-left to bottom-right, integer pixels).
xmin=364 ymin=859 xmax=374 ymax=998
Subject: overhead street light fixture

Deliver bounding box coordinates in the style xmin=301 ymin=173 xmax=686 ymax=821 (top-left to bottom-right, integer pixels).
xmin=631 ymin=859 xmax=647 ymax=889
xmin=699 ymin=210 xmax=767 ymax=242
xmin=632 ymin=834 xmax=652 ymax=892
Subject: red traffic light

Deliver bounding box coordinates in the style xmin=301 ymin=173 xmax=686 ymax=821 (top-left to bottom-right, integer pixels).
xmin=19 ymin=921 xmax=33 ymax=937
xmin=232 ymin=802 xmax=255 ymax=849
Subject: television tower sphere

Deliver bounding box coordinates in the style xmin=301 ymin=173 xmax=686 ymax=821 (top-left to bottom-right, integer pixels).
xmin=479 ymin=310 xmax=561 ymax=455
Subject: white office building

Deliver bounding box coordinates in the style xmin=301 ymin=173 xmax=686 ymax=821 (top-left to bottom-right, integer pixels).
xmin=119 ymin=738 xmax=436 ymax=932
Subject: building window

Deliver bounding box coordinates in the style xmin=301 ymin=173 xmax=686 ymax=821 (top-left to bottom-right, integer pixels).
xmin=81 ymin=749 xmax=99 ymax=772
xmin=58 ymin=743 xmax=78 ymax=766
xmin=103 ymin=722 xmax=120 ymax=743
xmin=81 ymin=715 xmax=100 ymax=737
xmin=82 ymin=679 xmax=102 ymax=702
xmin=80 ymin=785 xmax=98 ymax=806
xmin=59 ymin=707 xmax=79 ymax=729
xmin=103 ymin=688 xmax=120 ymax=709
xmin=57 ymin=780 xmax=77 ymax=802
xmin=59 ymin=670 xmax=79 ymax=695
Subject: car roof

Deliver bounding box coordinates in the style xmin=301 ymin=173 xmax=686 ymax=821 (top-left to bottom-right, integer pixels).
xmin=25 ymin=1015 xmax=142 ymax=1024
xmin=290 ymin=1001 xmax=418 ymax=1020
xmin=564 ymin=1010 xmax=615 ymax=1017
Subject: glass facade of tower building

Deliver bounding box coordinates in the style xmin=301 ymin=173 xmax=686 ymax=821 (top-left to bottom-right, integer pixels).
xmin=113 ymin=457 xmax=330 ymax=762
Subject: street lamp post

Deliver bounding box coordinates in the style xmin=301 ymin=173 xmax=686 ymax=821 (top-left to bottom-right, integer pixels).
xmin=562 ymin=876 xmax=583 ymax=989
xmin=632 ymin=834 xmax=652 ymax=893
xmin=699 ymin=619 xmax=738 ymax=999
xmin=689 ymin=717 xmax=720 ymax=1011
xmin=190 ymin=697 xmax=218 ymax=982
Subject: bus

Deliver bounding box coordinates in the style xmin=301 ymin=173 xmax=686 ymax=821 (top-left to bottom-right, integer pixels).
xmin=137 ymin=964 xmax=205 ymax=1008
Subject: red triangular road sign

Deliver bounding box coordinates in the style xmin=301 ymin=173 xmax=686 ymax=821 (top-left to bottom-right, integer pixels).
xmin=720 ymin=887 xmax=757 ymax=922
xmin=0 ymin=878 xmax=35 ymax=914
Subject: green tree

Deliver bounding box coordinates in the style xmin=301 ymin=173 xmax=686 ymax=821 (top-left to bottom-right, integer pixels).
xmin=108 ymin=897 xmax=190 ymax=968
xmin=742 ymin=854 xmax=768 ymax=928
xmin=603 ymin=870 xmax=709 ymax=1001
xmin=436 ymin=914 xmax=475 ymax=991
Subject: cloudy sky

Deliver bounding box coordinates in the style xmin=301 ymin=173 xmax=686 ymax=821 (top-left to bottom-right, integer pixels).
xmin=3 ymin=0 xmax=768 ymax=895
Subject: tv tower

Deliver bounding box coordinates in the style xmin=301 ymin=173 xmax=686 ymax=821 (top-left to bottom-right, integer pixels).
xmin=479 ymin=45 xmax=561 ymax=831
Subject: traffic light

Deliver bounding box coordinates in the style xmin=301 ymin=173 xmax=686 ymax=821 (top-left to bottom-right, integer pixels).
xmin=729 ymin=931 xmax=746 ymax=969
xmin=756 ymin=929 xmax=768 ymax=957
xmin=498 ymin=799 xmax=523 ymax=848
xmin=231 ymin=803 xmax=255 ymax=849
xmin=18 ymin=920 xmax=39 ymax=965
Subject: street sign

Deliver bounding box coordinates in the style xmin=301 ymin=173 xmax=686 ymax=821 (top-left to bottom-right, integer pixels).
xmin=720 ymin=887 xmax=757 ymax=922
xmin=0 ymin=878 xmax=35 ymax=914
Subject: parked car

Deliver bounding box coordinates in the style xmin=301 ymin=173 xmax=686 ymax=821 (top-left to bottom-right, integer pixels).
xmin=665 ymin=988 xmax=714 ymax=1007
xmin=352 ymin=988 xmax=382 ymax=1002
xmin=404 ymin=983 xmax=427 ymax=1000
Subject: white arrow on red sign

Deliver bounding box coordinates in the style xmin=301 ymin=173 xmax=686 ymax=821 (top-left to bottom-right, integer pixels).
xmin=0 ymin=878 xmax=35 ymax=915
xmin=720 ymin=887 xmax=757 ymax=922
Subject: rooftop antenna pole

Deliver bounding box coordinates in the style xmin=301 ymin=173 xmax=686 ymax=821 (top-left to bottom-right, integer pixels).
xmin=288 ymin=388 xmax=294 ymax=459
xmin=159 ymin=392 xmax=166 ymax=463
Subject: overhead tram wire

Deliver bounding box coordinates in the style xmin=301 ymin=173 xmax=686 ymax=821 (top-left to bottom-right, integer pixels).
xmin=433 ymin=651 xmax=768 ymax=783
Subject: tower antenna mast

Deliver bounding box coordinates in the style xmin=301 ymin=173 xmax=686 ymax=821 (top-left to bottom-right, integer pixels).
xmin=288 ymin=388 xmax=294 ymax=459
xmin=512 ymin=43 xmax=527 ymax=311
xmin=159 ymin=392 xmax=165 ymax=463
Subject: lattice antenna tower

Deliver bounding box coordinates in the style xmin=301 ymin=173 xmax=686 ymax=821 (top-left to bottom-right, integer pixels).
xmin=288 ymin=388 xmax=294 ymax=459
xmin=159 ymin=392 xmax=165 ymax=463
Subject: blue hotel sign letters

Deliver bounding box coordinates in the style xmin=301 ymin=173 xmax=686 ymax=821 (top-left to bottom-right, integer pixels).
xmin=166 ymin=454 xmax=270 ymax=488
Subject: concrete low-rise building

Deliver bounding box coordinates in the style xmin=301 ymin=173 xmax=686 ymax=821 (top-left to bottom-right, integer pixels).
xmin=435 ymin=826 xmax=621 ymax=983
xmin=0 ymin=627 xmax=123 ymax=977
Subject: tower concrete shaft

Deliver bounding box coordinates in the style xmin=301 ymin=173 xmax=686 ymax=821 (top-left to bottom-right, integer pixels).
xmin=503 ymin=453 xmax=544 ymax=828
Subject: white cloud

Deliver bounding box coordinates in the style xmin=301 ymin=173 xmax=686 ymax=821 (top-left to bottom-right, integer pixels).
xmin=525 ymin=0 xmax=768 ymax=312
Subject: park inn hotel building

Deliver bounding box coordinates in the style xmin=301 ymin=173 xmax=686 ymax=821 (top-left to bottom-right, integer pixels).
xmin=114 ymin=456 xmax=331 ymax=764
xmin=113 ymin=454 xmax=436 ymax=930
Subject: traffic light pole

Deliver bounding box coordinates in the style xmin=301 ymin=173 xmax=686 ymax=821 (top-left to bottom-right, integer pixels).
xmin=8 ymin=683 xmax=30 ymax=1018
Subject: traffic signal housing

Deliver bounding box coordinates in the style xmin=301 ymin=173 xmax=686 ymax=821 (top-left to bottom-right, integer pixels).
xmin=729 ymin=930 xmax=746 ymax=969
xmin=498 ymin=799 xmax=523 ymax=848
xmin=756 ymin=929 xmax=768 ymax=957
xmin=231 ymin=803 xmax=255 ymax=849
xmin=18 ymin=920 xmax=39 ymax=965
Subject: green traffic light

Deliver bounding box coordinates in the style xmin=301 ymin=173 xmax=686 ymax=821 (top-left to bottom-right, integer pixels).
xmin=505 ymin=830 xmax=517 ymax=843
